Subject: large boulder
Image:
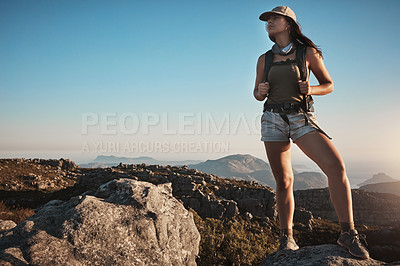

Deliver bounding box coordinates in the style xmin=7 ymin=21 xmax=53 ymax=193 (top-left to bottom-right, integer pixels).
xmin=260 ymin=244 xmax=385 ymax=265
xmin=0 ymin=178 xmax=200 ymax=265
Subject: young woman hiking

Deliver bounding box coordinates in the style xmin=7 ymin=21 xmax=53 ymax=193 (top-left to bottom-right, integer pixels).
xmin=253 ymin=6 xmax=369 ymax=260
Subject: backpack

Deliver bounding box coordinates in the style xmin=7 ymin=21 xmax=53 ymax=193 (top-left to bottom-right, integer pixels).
xmin=263 ymin=43 xmax=314 ymax=111
xmin=262 ymin=43 xmax=332 ymax=139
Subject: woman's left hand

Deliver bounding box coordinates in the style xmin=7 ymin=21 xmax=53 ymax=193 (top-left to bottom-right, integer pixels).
xmin=298 ymin=80 xmax=312 ymax=95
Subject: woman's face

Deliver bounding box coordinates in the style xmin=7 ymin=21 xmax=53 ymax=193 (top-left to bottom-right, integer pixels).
xmin=266 ymin=14 xmax=290 ymax=36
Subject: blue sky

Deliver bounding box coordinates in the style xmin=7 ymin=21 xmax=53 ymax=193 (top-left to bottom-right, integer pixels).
xmin=1 ymin=0 xmax=399 ymax=182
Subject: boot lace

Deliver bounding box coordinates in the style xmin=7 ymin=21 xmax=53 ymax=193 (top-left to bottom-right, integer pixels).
xmin=352 ymin=233 xmax=368 ymax=248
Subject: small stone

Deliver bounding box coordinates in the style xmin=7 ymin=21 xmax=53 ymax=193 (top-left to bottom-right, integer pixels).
xmin=245 ymin=212 xmax=253 ymax=220
xmin=0 ymin=220 xmax=17 ymax=232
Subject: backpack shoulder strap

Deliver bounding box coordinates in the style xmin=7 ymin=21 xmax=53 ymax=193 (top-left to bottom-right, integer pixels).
xmin=296 ymin=43 xmax=315 ymax=111
xmin=296 ymin=43 xmax=308 ymax=82
xmin=263 ymin=50 xmax=274 ymax=83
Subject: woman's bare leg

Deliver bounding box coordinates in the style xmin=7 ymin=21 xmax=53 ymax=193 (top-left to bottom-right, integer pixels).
xmin=264 ymin=141 xmax=295 ymax=230
xmin=294 ymin=130 xmax=353 ymax=223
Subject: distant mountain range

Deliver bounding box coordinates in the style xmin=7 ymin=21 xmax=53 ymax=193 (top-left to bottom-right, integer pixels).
xmin=79 ymin=154 xmax=328 ymax=190
xmin=357 ymin=173 xmax=399 ymax=187
xmin=188 ymin=154 xmax=327 ymax=191
xmin=79 ymin=155 xmax=202 ymax=168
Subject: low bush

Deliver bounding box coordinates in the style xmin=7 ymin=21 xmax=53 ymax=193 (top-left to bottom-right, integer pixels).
xmin=0 ymin=200 xmax=35 ymax=224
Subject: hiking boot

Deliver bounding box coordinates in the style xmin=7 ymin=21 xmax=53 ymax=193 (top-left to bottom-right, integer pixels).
xmin=276 ymin=234 xmax=299 ymax=258
xmin=337 ymin=229 xmax=370 ymax=259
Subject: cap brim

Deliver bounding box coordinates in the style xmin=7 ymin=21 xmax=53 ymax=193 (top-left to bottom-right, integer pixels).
xmin=259 ymin=11 xmax=281 ymax=21
xmin=259 ymin=11 xmax=300 ymax=28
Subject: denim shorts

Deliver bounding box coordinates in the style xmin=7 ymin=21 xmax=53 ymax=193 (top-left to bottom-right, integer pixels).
xmin=260 ymin=110 xmax=321 ymax=142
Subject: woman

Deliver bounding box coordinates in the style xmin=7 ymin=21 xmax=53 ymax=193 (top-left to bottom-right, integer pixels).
xmin=253 ymin=6 xmax=369 ymax=259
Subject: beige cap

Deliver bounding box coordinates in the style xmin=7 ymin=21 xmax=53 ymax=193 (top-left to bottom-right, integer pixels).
xmin=259 ymin=6 xmax=297 ymax=23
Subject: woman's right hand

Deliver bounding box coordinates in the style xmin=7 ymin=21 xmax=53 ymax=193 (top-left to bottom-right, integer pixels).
xmin=253 ymin=54 xmax=270 ymax=101
xmin=257 ymin=82 xmax=269 ymax=98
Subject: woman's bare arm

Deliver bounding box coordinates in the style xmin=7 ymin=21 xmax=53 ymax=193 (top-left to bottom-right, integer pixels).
xmin=306 ymin=46 xmax=334 ymax=95
xmin=254 ymin=54 xmax=268 ymax=101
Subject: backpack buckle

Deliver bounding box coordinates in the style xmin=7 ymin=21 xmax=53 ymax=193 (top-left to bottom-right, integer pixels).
xmin=283 ymin=103 xmax=295 ymax=110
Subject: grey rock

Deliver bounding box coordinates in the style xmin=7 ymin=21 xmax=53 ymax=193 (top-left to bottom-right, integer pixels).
xmin=260 ymin=244 xmax=385 ymax=266
xmin=236 ymin=197 xmax=276 ymax=219
xmin=0 ymin=178 xmax=200 ymax=266
xmin=220 ymin=199 xmax=240 ymax=218
xmin=294 ymin=207 xmax=314 ymax=230
xmin=294 ymin=207 xmax=313 ymax=223
xmin=202 ymin=198 xmax=239 ymax=219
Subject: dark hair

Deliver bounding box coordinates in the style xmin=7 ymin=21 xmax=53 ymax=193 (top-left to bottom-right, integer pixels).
xmin=268 ymin=16 xmax=323 ymax=58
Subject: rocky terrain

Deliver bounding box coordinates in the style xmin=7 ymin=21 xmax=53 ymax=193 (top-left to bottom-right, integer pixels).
xmin=0 ymin=158 xmax=78 ymax=192
xmin=260 ymin=244 xmax=386 ymax=265
xmin=1 ymin=158 xmax=399 ymax=265
xmin=79 ymin=155 xmax=202 ymax=168
xmin=295 ymin=188 xmax=400 ymax=227
xmin=0 ymin=158 xmax=277 ymax=220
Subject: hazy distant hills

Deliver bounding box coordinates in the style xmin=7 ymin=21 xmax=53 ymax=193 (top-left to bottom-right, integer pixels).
xmin=79 ymin=155 xmax=202 ymax=168
xmin=357 ymin=173 xmax=399 ymax=187
xmin=79 ymin=154 xmax=328 ymax=190
xmin=359 ymin=181 xmax=400 ymax=196
xmin=356 ymin=173 xmax=400 ymax=196
xmin=293 ymin=172 xmax=328 ymax=190
xmin=189 ymin=154 xmax=269 ymax=175
xmin=188 ymin=154 xmax=327 ymax=191
xmin=189 ymin=154 xmax=274 ymax=186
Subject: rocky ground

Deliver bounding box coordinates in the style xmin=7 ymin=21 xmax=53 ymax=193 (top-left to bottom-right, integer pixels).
xmin=0 ymin=158 xmax=399 ymax=265
xmin=0 ymin=158 xmax=78 ymax=192
xmin=261 ymin=244 xmax=387 ymax=266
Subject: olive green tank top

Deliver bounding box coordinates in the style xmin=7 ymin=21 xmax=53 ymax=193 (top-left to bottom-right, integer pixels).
xmin=266 ymin=59 xmax=309 ymax=104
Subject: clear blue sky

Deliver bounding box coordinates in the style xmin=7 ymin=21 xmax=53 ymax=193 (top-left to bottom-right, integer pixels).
xmin=1 ymin=0 xmax=399 ymax=182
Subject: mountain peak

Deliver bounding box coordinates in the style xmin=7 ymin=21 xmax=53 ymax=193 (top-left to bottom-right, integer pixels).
xmin=358 ymin=173 xmax=399 ymax=187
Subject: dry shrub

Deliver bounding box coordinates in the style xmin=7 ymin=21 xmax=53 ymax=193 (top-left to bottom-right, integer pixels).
xmin=189 ymin=208 xmax=279 ymax=266
xmin=0 ymin=200 xmax=35 ymax=224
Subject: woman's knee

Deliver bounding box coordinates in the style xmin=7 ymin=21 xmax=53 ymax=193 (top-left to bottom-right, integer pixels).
xmin=275 ymin=173 xmax=294 ymax=190
xmin=324 ymin=158 xmax=346 ymax=178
